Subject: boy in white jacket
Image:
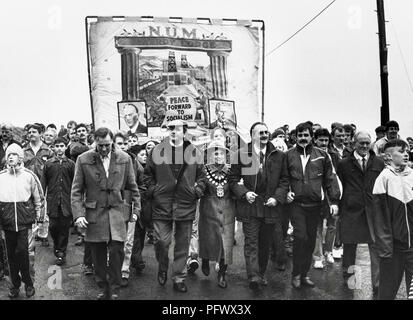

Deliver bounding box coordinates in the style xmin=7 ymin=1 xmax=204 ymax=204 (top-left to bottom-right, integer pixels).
xmin=0 ymin=143 xmax=44 ymax=299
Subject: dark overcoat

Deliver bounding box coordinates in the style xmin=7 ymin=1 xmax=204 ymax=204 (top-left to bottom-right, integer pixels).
xmin=337 ymin=150 xmax=385 ymax=243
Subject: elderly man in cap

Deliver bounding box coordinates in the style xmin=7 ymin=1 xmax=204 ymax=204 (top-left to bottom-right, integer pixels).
xmin=145 ymin=120 xmax=206 ymax=293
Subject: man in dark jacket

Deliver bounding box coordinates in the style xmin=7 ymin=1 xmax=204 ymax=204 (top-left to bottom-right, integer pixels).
xmin=286 ymin=122 xmax=341 ymax=289
xmin=145 ymin=120 xmax=206 ymax=293
xmin=41 ymin=137 xmax=75 ymax=266
xmin=229 ymin=122 xmax=289 ymax=290
xmin=337 ymin=131 xmax=385 ymax=298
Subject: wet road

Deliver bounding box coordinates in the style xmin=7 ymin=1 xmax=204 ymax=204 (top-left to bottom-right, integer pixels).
xmin=0 ymin=228 xmax=407 ymax=300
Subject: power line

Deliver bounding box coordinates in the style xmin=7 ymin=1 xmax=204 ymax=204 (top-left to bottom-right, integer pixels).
xmin=266 ymin=0 xmax=337 ymax=57
xmin=390 ymin=21 xmax=413 ymax=94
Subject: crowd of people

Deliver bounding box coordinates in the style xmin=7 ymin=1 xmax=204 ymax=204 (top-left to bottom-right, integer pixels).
xmin=0 ymin=118 xmax=413 ymax=300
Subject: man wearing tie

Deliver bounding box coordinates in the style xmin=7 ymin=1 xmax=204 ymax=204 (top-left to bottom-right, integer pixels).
xmin=71 ymin=127 xmax=141 ymax=300
xmin=337 ymin=131 xmax=385 ymax=298
xmin=229 ymin=122 xmax=289 ymax=290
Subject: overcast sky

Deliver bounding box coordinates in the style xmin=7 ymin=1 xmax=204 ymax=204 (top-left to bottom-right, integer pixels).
xmin=1 ymin=0 xmax=412 ymax=137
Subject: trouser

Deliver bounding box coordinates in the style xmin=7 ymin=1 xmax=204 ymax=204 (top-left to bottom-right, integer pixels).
xmin=4 ymin=229 xmax=33 ymax=288
xmin=28 ymin=226 xmax=36 ymax=278
xmin=280 ymin=204 xmax=291 ymax=239
xmin=378 ymin=249 xmax=413 ymax=300
xmin=0 ymin=230 xmax=6 ymax=274
xmin=49 ymin=209 xmax=72 ymax=258
xmin=89 ymin=240 xmax=124 ymax=294
xmin=188 ymin=202 xmax=200 ymax=261
xmin=291 ymin=204 xmax=321 ymax=277
xmin=121 ymin=221 xmax=136 ymax=278
xmin=343 ymin=243 xmax=380 ymax=289
xmin=153 ymin=219 xmax=193 ymax=283
xmin=242 ymin=216 xmax=275 ymax=282
xmin=83 ymin=242 xmax=93 ymax=266
xmin=313 ymin=215 xmax=338 ymax=261
xmin=271 ymin=218 xmax=287 ymax=264
xmin=131 ymin=221 xmax=146 ymax=271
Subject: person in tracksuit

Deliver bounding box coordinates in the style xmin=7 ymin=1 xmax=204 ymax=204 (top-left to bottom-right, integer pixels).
xmin=0 ymin=143 xmax=44 ymax=299
xmin=372 ymin=139 xmax=413 ymax=300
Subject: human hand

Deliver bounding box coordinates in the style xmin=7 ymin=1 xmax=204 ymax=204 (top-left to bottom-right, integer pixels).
xmin=287 ymin=192 xmax=295 ymax=203
xmin=330 ymin=205 xmax=339 ymax=217
xmin=264 ymin=197 xmax=277 ymax=207
xmin=75 ymin=217 xmax=89 ymax=229
xmin=245 ymin=191 xmax=258 ymax=204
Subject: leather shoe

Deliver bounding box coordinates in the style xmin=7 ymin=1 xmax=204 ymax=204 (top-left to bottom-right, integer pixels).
xmin=276 ymin=262 xmax=286 ymax=271
xmin=25 ymin=285 xmax=35 ymax=298
xmin=259 ymin=276 xmax=268 ymax=286
xmin=249 ymin=280 xmax=259 ymax=290
xmin=301 ymin=276 xmax=315 ymax=287
xmin=110 ymin=293 xmax=119 ymax=300
xmin=173 ymin=282 xmax=187 ymax=293
xmin=291 ymin=275 xmax=301 ymax=289
xmin=8 ymin=287 xmax=20 ymax=299
xmin=157 ymin=271 xmax=167 ymax=286
xmin=121 ymin=277 xmax=129 ymax=287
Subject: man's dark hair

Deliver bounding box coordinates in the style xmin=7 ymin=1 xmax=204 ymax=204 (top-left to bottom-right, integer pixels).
xmin=343 ymin=124 xmax=354 ymax=136
xmin=314 ymin=128 xmax=331 ymax=140
xmin=53 ymin=137 xmax=68 ymax=146
xmin=114 ymin=132 xmax=126 ymax=142
xmin=75 ymin=123 xmax=88 ymax=132
xmin=305 ymin=121 xmax=314 ymax=127
xmin=124 ymin=103 xmax=139 ymax=114
xmin=94 ymin=127 xmax=114 ymax=140
xmin=332 ymin=125 xmax=345 ymax=137
xmin=375 ymin=125 xmax=386 ymax=133
xmin=383 ymin=138 xmax=407 ymax=151
xmin=67 ymin=120 xmax=77 ymax=128
xmin=331 ymin=122 xmax=343 ymax=132
xmin=295 ymin=122 xmax=313 ymax=137
xmin=249 ymin=122 xmax=267 ymax=137
xmin=34 ymin=123 xmax=46 ymax=133
xmin=47 ymin=123 xmax=57 ymax=130
xmin=385 ymin=120 xmax=399 ymax=131
xmin=27 ymin=124 xmax=42 ymax=134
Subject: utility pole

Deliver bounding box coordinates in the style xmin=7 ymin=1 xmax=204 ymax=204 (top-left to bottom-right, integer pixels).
xmin=376 ymin=0 xmax=390 ymax=125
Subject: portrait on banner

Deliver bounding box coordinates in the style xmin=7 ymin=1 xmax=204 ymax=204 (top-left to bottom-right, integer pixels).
xmin=208 ymin=99 xmax=236 ymax=130
xmin=117 ymin=101 xmax=148 ymax=136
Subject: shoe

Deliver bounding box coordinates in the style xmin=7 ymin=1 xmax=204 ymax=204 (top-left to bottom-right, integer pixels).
xmin=41 ymin=238 xmax=49 ymax=247
xmin=291 ymin=275 xmax=301 ymax=289
xmin=25 ymin=285 xmax=35 ymax=298
xmin=55 ymin=257 xmax=65 ymax=266
xmin=157 ymin=271 xmax=167 ymax=286
xmin=325 ymin=252 xmax=335 ymax=264
xmin=173 ymin=282 xmax=188 ymax=293
xmin=110 ymin=293 xmax=119 ymax=300
xmin=121 ymin=277 xmax=129 ymax=287
xmin=83 ymin=265 xmax=94 ymax=276
xmin=215 ymin=262 xmax=220 ymax=273
xmin=187 ymin=258 xmax=199 ymax=274
xmin=332 ymin=247 xmax=342 ymax=259
xmin=301 ymin=276 xmax=315 ymax=288
xmin=75 ymin=236 xmax=84 ymax=246
xmin=8 ymin=287 xmax=20 ymax=299
xmin=201 ymin=259 xmax=210 ymax=276
xmin=276 ymin=262 xmax=286 ymax=271
xmin=259 ymin=276 xmax=268 ymax=286
xmin=96 ymin=292 xmax=109 ymax=300
xmin=313 ymin=260 xmax=324 ymax=269
xmin=249 ymin=280 xmax=259 ymax=290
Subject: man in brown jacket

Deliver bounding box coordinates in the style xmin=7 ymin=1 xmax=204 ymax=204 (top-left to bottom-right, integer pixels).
xmin=71 ymin=127 xmax=141 ymax=300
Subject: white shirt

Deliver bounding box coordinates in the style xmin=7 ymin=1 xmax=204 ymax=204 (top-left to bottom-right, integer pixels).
xmin=332 ymin=144 xmax=344 ymax=158
xmin=253 ymin=144 xmax=267 ymax=160
xmin=30 ymin=142 xmax=41 ymax=156
xmin=100 ymin=151 xmax=111 ymax=178
xmin=354 ymin=150 xmax=369 ymax=170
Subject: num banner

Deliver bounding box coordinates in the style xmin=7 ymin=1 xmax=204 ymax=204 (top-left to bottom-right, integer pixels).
xmin=86 ymin=17 xmax=264 ymax=144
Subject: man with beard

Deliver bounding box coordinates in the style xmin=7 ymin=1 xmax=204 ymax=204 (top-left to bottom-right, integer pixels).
xmin=229 ymin=122 xmax=289 ymax=290
xmin=286 ymin=122 xmax=341 ymax=289
xmin=122 ymin=103 xmax=147 ymax=135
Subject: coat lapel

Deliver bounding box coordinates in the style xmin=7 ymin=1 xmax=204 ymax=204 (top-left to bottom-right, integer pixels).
xmin=107 ymin=152 xmax=118 ymax=189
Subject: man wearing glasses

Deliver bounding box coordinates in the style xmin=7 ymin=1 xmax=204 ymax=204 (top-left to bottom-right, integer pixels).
xmin=229 ymin=122 xmax=289 ymax=290
xmin=71 ymin=127 xmax=141 ymax=300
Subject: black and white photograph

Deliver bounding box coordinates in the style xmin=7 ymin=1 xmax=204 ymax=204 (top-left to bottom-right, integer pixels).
xmin=1 ymin=0 xmax=413 ymax=310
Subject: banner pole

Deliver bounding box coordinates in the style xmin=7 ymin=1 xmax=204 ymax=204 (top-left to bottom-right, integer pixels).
xmin=85 ymin=16 xmax=96 ymax=129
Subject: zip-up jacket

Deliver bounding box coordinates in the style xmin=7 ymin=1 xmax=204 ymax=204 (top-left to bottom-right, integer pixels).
xmin=372 ymin=165 xmax=413 ymax=257
xmin=23 ymin=142 xmax=54 ymax=180
xmin=0 ymin=163 xmax=45 ymax=231
xmin=286 ymin=144 xmax=341 ymax=206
